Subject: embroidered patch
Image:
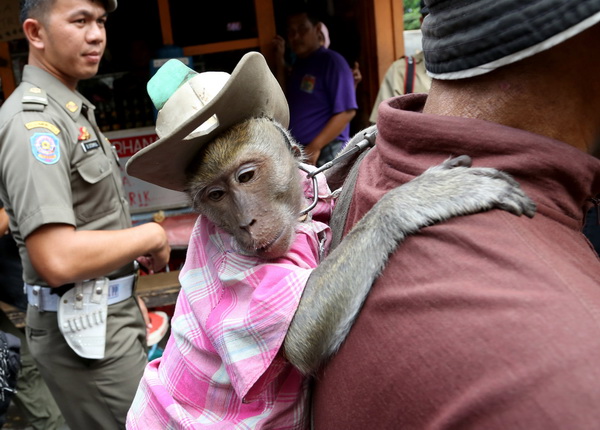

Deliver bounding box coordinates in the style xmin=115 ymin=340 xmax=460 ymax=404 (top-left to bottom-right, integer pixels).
xmin=30 ymin=133 xmax=60 ymax=164
xmin=78 ymin=127 xmax=91 ymax=141
xmin=81 ymin=140 xmax=100 ymax=152
xmin=66 ymin=101 xmax=78 ymax=112
xmin=29 ymin=87 xmax=42 ymax=94
xmin=25 ymin=121 xmax=60 ymax=135
xmin=300 ymin=74 xmax=316 ymax=93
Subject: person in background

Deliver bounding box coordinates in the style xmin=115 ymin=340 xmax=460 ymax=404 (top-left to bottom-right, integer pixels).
xmin=0 ymin=205 xmax=65 ymax=430
xmin=313 ymin=0 xmax=600 ymax=428
xmin=272 ymin=5 xmax=358 ymax=166
xmin=0 ymin=0 xmax=171 ymax=428
xmin=317 ymin=20 xmax=331 ymax=48
xmin=369 ymin=0 xmax=431 ymax=124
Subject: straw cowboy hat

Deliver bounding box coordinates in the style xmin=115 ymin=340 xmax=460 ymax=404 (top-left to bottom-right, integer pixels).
xmin=126 ymin=51 xmax=289 ymax=191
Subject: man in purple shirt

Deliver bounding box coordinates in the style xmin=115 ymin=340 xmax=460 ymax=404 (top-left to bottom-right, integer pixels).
xmin=272 ymin=7 xmax=357 ymax=166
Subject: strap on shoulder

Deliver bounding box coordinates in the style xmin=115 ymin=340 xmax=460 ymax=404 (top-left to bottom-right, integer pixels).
xmin=327 ymin=125 xmax=377 ymax=251
xmin=308 ymin=128 xmax=376 ymax=427
xmin=404 ymin=56 xmax=416 ymax=94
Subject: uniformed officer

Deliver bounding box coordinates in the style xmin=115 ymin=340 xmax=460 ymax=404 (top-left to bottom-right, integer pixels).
xmin=0 ymin=0 xmax=171 ymax=428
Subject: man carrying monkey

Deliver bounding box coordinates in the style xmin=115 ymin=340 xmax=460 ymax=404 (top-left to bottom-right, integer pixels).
xmin=312 ymin=1 xmax=600 ymax=428
xmin=125 ymin=52 xmax=535 ymax=428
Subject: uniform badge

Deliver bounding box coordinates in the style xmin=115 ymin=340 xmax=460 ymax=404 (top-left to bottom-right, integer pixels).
xmin=25 ymin=121 xmax=60 ymax=135
xmin=30 ymin=133 xmax=60 ymax=165
xmin=78 ymin=127 xmax=91 ymax=141
xmin=29 ymin=87 xmax=42 ymax=94
xmin=66 ymin=101 xmax=78 ymax=112
xmin=301 ymin=74 xmax=316 ymax=93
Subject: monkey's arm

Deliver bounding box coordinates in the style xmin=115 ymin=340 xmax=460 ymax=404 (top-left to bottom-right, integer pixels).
xmin=284 ymin=156 xmax=536 ymax=375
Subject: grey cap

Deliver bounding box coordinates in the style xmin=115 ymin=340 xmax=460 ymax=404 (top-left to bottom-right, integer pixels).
xmin=422 ymin=0 xmax=600 ymax=79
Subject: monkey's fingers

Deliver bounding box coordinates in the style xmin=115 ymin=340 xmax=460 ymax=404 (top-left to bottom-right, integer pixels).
xmin=440 ymin=155 xmax=472 ymax=169
xmin=495 ymin=187 xmax=537 ymax=218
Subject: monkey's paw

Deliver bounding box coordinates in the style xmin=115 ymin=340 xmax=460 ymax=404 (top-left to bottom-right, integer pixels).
xmin=469 ymin=167 xmax=537 ymax=218
xmin=406 ymin=157 xmax=537 ymax=220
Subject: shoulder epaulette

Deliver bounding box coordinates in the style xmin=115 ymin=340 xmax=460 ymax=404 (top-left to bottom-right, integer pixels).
xmin=21 ymin=84 xmax=48 ymax=112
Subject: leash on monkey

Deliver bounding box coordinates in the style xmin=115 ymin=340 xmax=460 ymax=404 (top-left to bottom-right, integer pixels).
xmin=299 ymin=125 xmax=377 ymax=219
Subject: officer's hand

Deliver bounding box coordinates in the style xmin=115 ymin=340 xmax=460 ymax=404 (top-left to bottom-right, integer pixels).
xmin=137 ymin=222 xmax=171 ymax=273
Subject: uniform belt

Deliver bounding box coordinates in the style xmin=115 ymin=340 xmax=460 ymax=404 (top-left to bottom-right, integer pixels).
xmin=25 ymin=274 xmax=136 ymax=312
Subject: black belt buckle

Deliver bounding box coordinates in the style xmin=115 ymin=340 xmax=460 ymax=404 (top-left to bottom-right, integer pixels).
xmin=50 ymin=283 xmax=75 ymax=297
xmin=49 ymin=262 xmax=137 ymax=297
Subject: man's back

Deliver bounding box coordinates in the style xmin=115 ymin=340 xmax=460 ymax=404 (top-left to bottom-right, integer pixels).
xmin=313 ymin=92 xmax=600 ymax=428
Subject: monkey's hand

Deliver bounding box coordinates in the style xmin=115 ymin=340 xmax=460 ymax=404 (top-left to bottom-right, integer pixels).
xmin=284 ymin=155 xmax=536 ymax=375
xmin=389 ymin=155 xmax=537 ymax=222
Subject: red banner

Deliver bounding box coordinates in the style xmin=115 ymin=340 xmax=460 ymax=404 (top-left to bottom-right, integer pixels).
xmin=111 ymin=133 xmax=158 ymax=158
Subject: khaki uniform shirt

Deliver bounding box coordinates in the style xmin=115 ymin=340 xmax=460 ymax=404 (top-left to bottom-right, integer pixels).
xmin=369 ymin=50 xmax=432 ymax=123
xmin=0 ymin=65 xmax=131 ymax=286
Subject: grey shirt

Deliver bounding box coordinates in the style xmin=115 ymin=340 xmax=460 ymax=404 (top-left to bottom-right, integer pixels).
xmin=0 ymin=65 xmax=131 ymax=286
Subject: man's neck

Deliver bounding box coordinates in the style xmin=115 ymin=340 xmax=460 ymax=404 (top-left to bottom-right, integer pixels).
xmin=423 ymin=50 xmax=600 ymax=154
xmin=28 ymin=55 xmax=79 ymax=91
xmin=296 ymin=45 xmax=320 ymax=60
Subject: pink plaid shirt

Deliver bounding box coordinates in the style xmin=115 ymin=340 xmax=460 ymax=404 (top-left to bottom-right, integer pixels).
xmin=127 ymin=169 xmax=333 ymax=429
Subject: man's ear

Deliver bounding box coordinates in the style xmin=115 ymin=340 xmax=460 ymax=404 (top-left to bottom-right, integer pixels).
xmin=22 ymin=19 xmax=45 ymax=49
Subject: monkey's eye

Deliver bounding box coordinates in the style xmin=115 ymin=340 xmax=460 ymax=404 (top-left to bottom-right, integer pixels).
xmin=207 ymin=189 xmax=225 ymax=201
xmin=237 ymin=168 xmax=255 ymax=183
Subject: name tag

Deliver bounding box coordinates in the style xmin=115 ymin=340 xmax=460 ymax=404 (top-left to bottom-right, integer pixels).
xmin=81 ymin=140 xmax=100 ymax=152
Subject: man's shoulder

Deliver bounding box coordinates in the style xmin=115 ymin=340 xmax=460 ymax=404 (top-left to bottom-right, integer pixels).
xmin=0 ymin=85 xmax=27 ymax=121
xmin=1 ymin=82 xmax=50 ymax=120
xmin=0 ymin=82 xmax=73 ymax=157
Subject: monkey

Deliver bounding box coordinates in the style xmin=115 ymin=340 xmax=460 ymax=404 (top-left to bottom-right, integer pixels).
xmin=184 ymin=116 xmax=536 ymax=377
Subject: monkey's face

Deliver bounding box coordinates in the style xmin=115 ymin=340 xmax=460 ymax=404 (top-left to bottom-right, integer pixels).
xmin=186 ymin=118 xmax=306 ymax=259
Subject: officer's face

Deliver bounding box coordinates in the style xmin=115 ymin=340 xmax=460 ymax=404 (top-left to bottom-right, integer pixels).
xmin=33 ymin=0 xmax=108 ymax=89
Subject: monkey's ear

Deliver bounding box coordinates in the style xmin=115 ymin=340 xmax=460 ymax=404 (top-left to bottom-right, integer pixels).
xmin=271 ymin=119 xmax=304 ymax=160
xmin=290 ymin=142 xmax=304 ymax=160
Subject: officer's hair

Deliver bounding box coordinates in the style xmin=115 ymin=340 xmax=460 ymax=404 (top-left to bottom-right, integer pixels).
xmin=20 ymin=0 xmax=111 ymax=24
xmin=19 ymin=0 xmax=53 ymax=25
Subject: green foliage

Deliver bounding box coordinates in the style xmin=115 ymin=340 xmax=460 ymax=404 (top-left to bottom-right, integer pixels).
xmin=404 ymin=0 xmax=422 ymax=30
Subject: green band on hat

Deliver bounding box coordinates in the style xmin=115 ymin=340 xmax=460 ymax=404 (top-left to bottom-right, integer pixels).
xmin=147 ymin=59 xmax=198 ymax=110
